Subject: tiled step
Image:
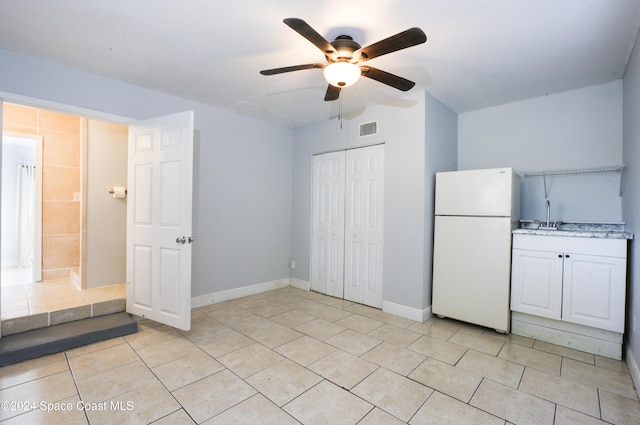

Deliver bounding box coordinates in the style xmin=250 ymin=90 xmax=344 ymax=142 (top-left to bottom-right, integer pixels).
xmin=1 ymin=298 xmax=126 ymax=336
xmin=0 ymin=312 xmax=137 ymax=366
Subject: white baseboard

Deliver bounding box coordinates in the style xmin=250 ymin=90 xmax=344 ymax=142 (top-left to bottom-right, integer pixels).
xmin=191 ymin=279 xmax=430 ymax=324
xmin=626 ymin=346 xmax=640 ymax=399
xmin=191 ymin=278 xmax=290 ymax=308
xmin=290 ymin=278 xmax=311 ymax=291
xmin=383 ymin=300 xmax=432 ymax=323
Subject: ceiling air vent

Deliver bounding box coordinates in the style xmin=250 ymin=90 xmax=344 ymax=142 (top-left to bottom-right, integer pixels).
xmin=359 ymin=121 xmax=378 ymax=137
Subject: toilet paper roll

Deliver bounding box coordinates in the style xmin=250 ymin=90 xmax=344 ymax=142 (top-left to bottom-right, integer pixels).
xmin=112 ymin=187 xmax=127 ymax=199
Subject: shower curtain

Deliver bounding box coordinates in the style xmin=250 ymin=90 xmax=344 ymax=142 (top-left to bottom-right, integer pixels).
xmin=16 ymin=163 xmax=36 ymax=267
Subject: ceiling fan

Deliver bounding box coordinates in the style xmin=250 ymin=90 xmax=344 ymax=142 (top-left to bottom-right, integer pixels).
xmin=260 ymin=18 xmax=427 ymax=101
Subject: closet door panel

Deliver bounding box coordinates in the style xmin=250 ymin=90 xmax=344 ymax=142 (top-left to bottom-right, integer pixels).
xmin=344 ymin=145 xmax=384 ymax=308
xmin=311 ymin=152 xmax=345 ymax=297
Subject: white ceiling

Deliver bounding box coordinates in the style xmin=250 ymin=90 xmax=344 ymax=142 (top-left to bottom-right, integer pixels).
xmin=1 ymin=0 xmax=639 ymax=128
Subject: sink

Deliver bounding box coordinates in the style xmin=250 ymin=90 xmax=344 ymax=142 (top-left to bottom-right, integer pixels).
xmin=522 ymin=220 xmax=562 ymax=230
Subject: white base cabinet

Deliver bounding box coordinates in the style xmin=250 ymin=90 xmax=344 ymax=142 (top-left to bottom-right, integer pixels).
xmin=510 ymin=234 xmax=628 ymax=358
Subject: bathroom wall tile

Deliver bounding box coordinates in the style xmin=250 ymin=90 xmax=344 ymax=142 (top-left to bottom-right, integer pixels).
xmin=42 ymin=269 xmax=73 ymax=281
xmin=38 ymin=109 xmax=81 ymax=134
xmin=42 ymin=235 xmax=80 ymax=269
xmin=3 ymin=123 xmax=38 ymax=134
xmin=42 ymin=201 xmax=80 ymax=235
xmin=41 ymin=129 xmax=80 ymax=168
xmin=3 ymin=103 xmax=38 ymax=129
xmin=43 ymin=165 xmax=79 ymax=201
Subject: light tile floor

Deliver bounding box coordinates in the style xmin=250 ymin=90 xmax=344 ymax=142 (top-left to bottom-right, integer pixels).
xmin=1 ymin=266 xmax=125 ymax=321
xmin=1 ymin=286 xmax=639 ymax=424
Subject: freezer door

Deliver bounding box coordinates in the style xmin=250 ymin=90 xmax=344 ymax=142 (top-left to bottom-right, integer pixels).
xmin=435 ymin=168 xmax=518 ymax=217
xmin=432 ymin=215 xmax=513 ymax=332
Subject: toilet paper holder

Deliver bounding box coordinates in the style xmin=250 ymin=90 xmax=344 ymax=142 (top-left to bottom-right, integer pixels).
xmin=108 ymin=187 xmax=128 ymax=196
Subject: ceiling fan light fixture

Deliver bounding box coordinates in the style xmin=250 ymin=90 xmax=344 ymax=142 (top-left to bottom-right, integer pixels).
xmin=323 ymin=62 xmax=361 ymax=87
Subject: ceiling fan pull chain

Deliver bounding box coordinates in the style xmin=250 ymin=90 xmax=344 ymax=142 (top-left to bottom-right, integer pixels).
xmin=339 ymin=95 xmax=343 ymax=129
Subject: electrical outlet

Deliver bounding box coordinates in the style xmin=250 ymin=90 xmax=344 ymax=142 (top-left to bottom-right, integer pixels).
xmin=290 ymin=259 xmax=296 ymax=270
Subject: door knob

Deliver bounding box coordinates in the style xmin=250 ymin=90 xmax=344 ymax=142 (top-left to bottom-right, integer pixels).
xmin=176 ymin=236 xmax=186 ymax=244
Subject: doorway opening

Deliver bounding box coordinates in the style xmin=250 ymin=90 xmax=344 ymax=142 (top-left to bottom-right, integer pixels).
xmin=1 ymin=103 xmax=127 ymax=323
xmin=1 ymin=133 xmax=42 ymax=287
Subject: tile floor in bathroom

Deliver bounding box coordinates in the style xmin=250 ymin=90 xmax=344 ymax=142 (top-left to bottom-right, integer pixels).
xmin=1 ymin=266 xmax=125 ymax=321
xmin=1 ymin=286 xmax=639 ymax=424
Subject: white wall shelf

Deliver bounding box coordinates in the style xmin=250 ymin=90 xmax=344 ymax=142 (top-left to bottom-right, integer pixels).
xmin=522 ymin=164 xmax=627 ymax=198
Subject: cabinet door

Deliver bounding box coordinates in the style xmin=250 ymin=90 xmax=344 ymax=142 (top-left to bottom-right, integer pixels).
xmin=510 ymin=249 xmax=563 ymax=320
xmin=562 ymin=253 xmax=626 ymax=333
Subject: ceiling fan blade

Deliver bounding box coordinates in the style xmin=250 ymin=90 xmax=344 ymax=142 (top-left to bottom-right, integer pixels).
xmin=361 ymin=66 xmax=416 ymax=91
xmin=355 ymin=28 xmax=426 ymax=62
xmin=283 ymin=18 xmax=336 ymax=57
xmin=324 ymin=85 xmax=341 ymax=101
xmin=260 ymin=63 xmax=325 ymax=75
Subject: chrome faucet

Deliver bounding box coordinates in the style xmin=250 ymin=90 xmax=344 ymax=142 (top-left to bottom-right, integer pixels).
xmin=545 ymin=199 xmax=551 ymax=227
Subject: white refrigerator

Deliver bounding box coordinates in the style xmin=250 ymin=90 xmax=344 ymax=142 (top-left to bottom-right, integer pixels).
xmin=432 ymin=167 xmax=520 ymax=333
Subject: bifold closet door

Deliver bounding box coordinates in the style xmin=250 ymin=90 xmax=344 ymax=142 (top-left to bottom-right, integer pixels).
xmin=311 ymin=151 xmax=345 ymax=298
xmin=344 ymin=145 xmax=384 ymax=308
xmin=311 ymin=145 xmax=384 ymax=308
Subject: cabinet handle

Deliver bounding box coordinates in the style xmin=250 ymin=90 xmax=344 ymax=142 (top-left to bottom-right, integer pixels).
xmin=558 ymin=254 xmax=563 ymax=258
xmin=565 ymin=254 xmax=570 ymax=258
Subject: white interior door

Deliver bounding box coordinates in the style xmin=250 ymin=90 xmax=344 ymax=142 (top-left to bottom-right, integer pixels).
xmin=344 ymin=145 xmax=384 ymax=308
xmin=126 ymin=111 xmax=194 ymax=331
xmin=311 ymin=151 xmax=345 ymax=297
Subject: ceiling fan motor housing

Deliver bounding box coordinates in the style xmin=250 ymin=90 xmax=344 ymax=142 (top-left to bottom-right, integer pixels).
xmin=328 ymin=35 xmax=362 ymax=62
